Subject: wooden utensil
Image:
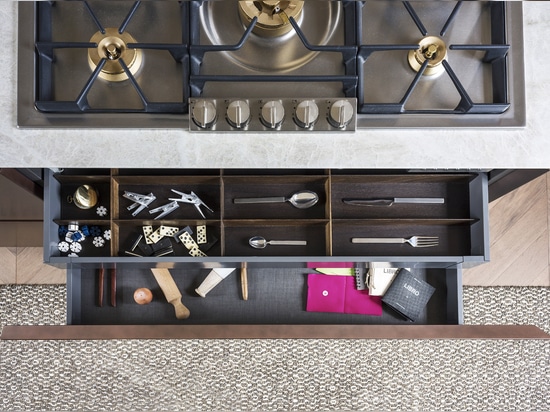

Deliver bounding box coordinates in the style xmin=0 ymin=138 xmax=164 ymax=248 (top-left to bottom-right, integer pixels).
xmin=241 ymin=263 xmax=248 ymax=301
xmin=97 ymin=268 xmax=104 ymax=307
xmin=150 ymin=268 xmax=190 ymax=319
xmin=110 ymin=268 xmax=117 ymax=307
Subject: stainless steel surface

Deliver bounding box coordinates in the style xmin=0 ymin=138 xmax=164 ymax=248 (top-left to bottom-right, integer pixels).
xmin=356 ymin=1 xmax=525 ymax=128
xmin=238 ymin=0 xmax=305 ymax=38
xmin=343 ymin=198 xmax=445 ymax=206
xmin=191 ymin=100 xmax=217 ymax=129
xmin=329 ymin=100 xmax=355 ymax=129
xmin=200 ymin=1 xmax=341 ymax=74
xmin=249 ymin=236 xmax=308 ymax=249
xmin=18 ymin=1 xmax=187 ymax=128
xmin=351 ymin=236 xmax=440 ymax=248
xmin=226 ymin=100 xmax=251 ymax=129
xmin=189 ymin=98 xmax=357 ymax=131
xmin=261 ymin=101 xmax=285 ymax=129
xmin=17 ymin=1 xmax=525 ymax=129
xmin=233 ymin=190 xmax=319 ymax=209
xmin=295 ymin=100 xmax=319 ymax=129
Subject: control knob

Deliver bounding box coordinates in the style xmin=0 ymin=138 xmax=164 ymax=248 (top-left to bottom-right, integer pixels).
xmin=226 ymin=100 xmax=250 ymax=129
xmin=191 ymin=100 xmax=217 ymax=129
xmin=260 ymin=100 xmax=285 ymax=129
xmin=294 ymin=100 xmax=319 ymax=129
xmin=328 ymin=99 xmax=354 ymax=129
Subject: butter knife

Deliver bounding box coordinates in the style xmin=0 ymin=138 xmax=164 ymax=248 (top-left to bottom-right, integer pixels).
xmin=343 ymin=197 xmax=444 ymax=206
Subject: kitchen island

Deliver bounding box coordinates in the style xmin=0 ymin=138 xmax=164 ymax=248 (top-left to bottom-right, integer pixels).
xmin=0 ymin=1 xmax=549 ymax=170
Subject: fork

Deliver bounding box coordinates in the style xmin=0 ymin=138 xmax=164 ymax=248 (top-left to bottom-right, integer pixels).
xmin=351 ymin=236 xmax=439 ymax=248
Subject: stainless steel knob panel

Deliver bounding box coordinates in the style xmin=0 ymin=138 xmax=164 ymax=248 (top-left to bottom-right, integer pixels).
xmin=188 ymin=98 xmax=356 ymax=132
xmin=226 ymin=100 xmax=251 ymax=129
xmin=191 ymin=100 xmax=217 ymax=129
xmin=328 ymin=99 xmax=354 ymax=129
xmin=260 ymin=100 xmax=285 ymax=129
xmin=294 ymin=100 xmax=319 ymax=129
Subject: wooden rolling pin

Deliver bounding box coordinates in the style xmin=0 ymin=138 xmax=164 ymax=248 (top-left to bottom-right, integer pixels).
xmin=151 ymin=268 xmax=190 ymax=319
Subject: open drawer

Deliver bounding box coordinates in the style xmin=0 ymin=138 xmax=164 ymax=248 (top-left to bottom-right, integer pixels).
xmin=43 ymin=169 xmax=489 ymax=265
xmin=4 ymin=261 xmax=548 ymax=339
xmin=66 ymin=264 xmax=462 ymax=326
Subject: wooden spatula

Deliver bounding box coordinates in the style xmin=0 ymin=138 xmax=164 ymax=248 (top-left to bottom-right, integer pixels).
xmin=151 ymin=268 xmax=190 ymax=319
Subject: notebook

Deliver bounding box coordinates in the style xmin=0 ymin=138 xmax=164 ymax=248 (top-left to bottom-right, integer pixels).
xmin=381 ymin=269 xmax=435 ymax=322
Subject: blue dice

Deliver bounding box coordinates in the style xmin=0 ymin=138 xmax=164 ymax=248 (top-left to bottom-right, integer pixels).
xmin=58 ymin=225 xmax=68 ymax=237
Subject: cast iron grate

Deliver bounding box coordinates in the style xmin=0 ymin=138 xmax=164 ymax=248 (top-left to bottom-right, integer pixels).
xmin=356 ymin=1 xmax=510 ymax=115
xmin=187 ymin=1 xmax=359 ymax=98
xmin=32 ymin=0 xmax=510 ymax=117
xmin=34 ymin=1 xmax=190 ymax=114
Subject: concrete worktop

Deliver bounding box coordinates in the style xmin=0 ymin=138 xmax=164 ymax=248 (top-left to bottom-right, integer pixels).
xmin=0 ymin=1 xmax=549 ymax=169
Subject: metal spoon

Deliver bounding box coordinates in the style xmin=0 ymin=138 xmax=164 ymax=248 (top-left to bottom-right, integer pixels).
xmin=234 ymin=190 xmax=319 ymax=209
xmin=249 ymin=236 xmax=307 ymax=249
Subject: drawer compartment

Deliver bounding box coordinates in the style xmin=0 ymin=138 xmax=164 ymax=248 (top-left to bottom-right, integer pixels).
xmin=67 ymin=265 xmax=462 ymax=326
xmin=223 ymin=175 xmax=328 ymax=220
xmin=44 ymin=169 xmax=488 ymax=263
xmin=331 ymin=174 xmax=472 ymax=219
xmin=224 ymin=220 xmax=329 ymax=257
xmin=332 ymin=219 xmax=474 ymax=257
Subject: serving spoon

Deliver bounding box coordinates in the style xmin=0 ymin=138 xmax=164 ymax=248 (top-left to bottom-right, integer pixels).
xmin=234 ymin=190 xmax=318 ymax=209
xmin=249 ymin=236 xmax=307 ymax=249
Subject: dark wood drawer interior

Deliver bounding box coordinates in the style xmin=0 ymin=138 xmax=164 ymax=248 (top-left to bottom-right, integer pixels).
xmin=45 ymin=169 xmax=487 ymax=263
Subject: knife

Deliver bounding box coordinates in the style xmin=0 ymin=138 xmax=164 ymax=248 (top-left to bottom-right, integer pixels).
xmin=343 ymin=197 xmax=444 ymax=206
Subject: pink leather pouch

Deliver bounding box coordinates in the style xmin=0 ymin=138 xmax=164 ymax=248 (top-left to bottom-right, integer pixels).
xmin=306 ymin=274 xmax=346 ymax=313
xmin=306 ymin=274 xmax=382 ymax=316
xmin=343 ymin=277 xmax=382 ymax=316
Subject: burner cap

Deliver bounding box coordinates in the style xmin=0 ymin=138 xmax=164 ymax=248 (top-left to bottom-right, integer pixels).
xmin=239 ymin=1 xmax=304 ymax=37
xmin=408 ymin=36 xmax=447 ymax=76
xmin=88 ymin=28 xmax=143 ymax=82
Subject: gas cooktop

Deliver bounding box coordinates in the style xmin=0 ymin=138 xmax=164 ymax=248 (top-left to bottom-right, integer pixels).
xmin=17 ymin=1 xmax=525 ymax=130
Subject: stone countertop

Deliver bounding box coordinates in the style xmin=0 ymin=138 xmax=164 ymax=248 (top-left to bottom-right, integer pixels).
xmin=0 ymin=1 xmax=548 ymax=169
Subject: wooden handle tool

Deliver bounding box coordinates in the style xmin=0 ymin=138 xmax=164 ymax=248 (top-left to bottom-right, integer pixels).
xmin=110 ymin=268 xmax=117 ymax=307
xmin=151 ymin=268 xmax=190 ymax=319
xmin=241 ymin=263 xmax=248 ymax=301
xmin=97 ymin=268 xmax=104 ymax=307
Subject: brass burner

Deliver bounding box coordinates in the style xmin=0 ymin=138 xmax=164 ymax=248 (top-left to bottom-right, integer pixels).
xmin=238 ymin=1 xmax=304 ymax=37
xmin=88 ymin=28 xmax=142 ymax=82
xmin=408 ymin=36 xmax=447 ymax=76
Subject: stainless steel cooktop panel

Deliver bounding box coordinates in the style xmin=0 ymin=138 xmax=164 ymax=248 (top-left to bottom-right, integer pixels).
xmin=17 ymin=1 xmax=525 ymax=129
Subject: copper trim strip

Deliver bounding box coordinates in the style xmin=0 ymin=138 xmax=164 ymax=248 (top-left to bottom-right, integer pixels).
xmin=1 ymin=325 xmax=548 ymax=340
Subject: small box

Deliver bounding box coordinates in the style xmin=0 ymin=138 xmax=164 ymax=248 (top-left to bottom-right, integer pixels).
xmin=381 ymin=269 xmax=435 ymax=322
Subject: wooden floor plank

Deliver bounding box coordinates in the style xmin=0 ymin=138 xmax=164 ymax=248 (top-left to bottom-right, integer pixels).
xmin=486 ymin=231 xmax=548 ymax=286
xmin=16 ymin=247 xmax=66 ymax=284
xmin=487 ymin=174 xmax=547 ymax=246
xmin=0 ymin=247 xmax=17 ymax=284
xmin=463 ymin=172 xmax=550 ymax=286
